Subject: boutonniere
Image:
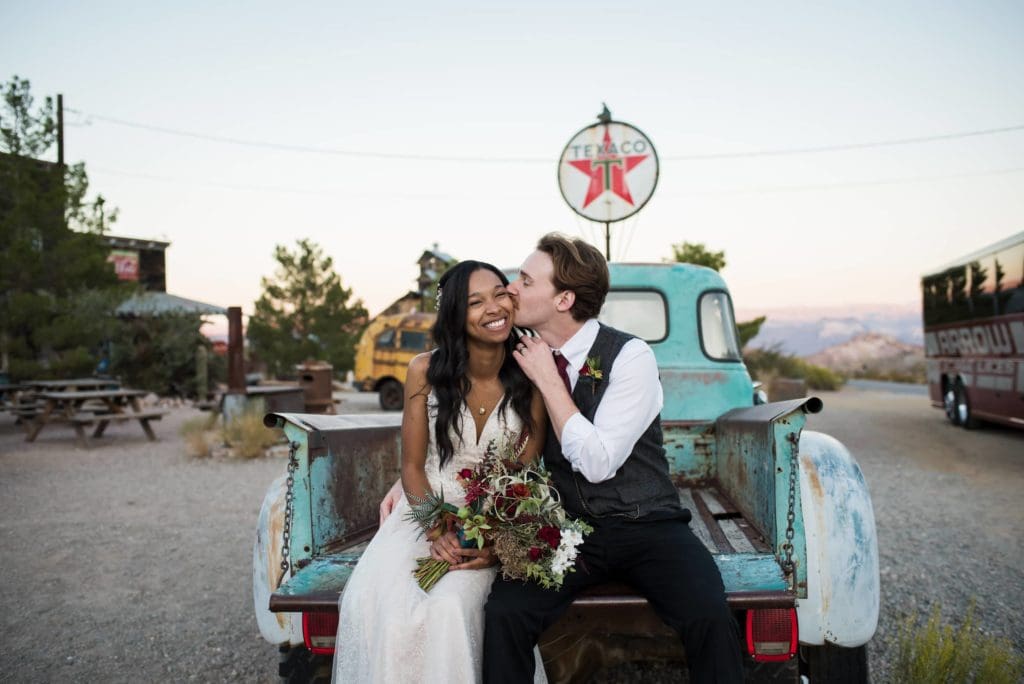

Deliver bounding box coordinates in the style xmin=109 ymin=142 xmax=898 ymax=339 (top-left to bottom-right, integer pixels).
xmin=578 ymin=355 xmax=603 ymax=394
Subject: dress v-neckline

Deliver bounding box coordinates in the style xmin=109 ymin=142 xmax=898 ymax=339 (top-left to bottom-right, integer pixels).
xmin=466 ymin=399 xmax=500 ymax=447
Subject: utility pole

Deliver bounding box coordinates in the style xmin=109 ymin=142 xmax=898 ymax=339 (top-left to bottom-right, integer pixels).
xmin=57 ymin=94 xmax=64 ymax=166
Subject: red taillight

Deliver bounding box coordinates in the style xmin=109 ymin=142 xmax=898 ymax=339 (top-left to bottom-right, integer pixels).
xmin=302 ymin=611 xmax=339 ymax=655
xmin=745 ymin=608 xmax=797 ymax=662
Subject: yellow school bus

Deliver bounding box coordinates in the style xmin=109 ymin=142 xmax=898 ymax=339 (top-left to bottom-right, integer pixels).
xmin=352 ymin=312 xmax=435 ymax=410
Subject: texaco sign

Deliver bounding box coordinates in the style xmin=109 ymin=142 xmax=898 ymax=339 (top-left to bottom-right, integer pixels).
xmin=558 ymin=119 xmax=659 ymax=223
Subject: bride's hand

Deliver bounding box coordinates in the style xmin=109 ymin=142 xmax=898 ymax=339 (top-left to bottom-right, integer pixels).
xmin=450 ymin=545 xmax=497 ymax=571
xmin=430 ymin=530 xmax=464 ymax=566
xmin=379 ymin=479 xmax=403 ymax=526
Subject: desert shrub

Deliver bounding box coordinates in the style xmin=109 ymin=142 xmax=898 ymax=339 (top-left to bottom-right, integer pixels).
xmin=222 ymin=410 xmax=281 ymax=459
xmin=180 ymin=416 xmax=214 ymax=458
xmin=743 ymin=347 xmax=845 ymax=391
xmin=800 ymin=362 xmax=844 ymax=391
xmin=894 ymin=602 xmax=1022 ymax=684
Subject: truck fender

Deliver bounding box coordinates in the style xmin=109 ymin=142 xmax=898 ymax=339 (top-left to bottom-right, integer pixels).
xmin=795 ymin=430 xmax=879 ymax=647
xmin=252 ymin=472 xmax=303 ymax=645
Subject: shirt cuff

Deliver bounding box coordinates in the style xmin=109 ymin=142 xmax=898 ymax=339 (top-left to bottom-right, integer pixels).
xmin=559 ymin=411 xmax=614 ymax=482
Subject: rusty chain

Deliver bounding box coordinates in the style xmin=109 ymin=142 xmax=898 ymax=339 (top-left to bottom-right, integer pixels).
xmin=277 ymin=440 xmax=300 ymax=588
xmin=780 ymin=433 xmax=798 ymax=577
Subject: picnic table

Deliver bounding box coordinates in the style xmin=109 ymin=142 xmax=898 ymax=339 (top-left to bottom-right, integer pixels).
xmin=26 ymin=378 xmax=121 ymax=392
xmin=25 ymin=388 xmax=167 ymax=447
xmin=10 ymin=378 xmax=122 ymax=422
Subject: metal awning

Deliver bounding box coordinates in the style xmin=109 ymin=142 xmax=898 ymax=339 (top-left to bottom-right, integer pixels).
xmin=115 ymin=292 xmax=227 ymax=317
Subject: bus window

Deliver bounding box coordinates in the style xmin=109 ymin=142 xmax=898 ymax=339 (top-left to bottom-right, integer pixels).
xmin=968 ymin=257 xmax=996 ymax=319
xmin=375 ymin=329 xmax=396 ymax=349
xmin=400 ymin=330 xmax=428 ymax=351
xmin=995 ymin=244 xmax=1024 ymax=314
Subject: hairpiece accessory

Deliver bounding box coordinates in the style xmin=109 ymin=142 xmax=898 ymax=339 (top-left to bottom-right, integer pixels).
xmin=435 ymin=287 xmax=443 ymax=308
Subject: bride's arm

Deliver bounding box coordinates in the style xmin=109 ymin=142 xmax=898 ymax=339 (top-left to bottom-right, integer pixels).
xmin=519 ymin=386 xmax=548 ymax=465
xmin=400 ymin=354 xmax=433 ymax=502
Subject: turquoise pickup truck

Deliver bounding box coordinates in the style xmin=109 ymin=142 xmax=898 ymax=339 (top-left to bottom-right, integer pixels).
xmin=252 ymin=262 xmax=879 ymax=682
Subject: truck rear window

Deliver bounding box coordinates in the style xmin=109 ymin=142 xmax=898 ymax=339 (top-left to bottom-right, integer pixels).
xmin=599 ymin=290 xmax=667 ymax=342
xmin=699 ymin=291 xmax=741 ymax=361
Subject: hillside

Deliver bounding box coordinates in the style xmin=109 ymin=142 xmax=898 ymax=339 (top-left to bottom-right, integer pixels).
xmin=805 ymin=332 xmax=925 ymax=381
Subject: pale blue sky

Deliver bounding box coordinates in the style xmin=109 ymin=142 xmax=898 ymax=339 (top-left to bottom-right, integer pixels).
xmin=4 ymin=1 xmax=1023 ymax=318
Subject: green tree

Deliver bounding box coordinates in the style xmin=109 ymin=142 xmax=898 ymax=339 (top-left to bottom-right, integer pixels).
xmin=248 ymin=239 xmax=368 ymax=378
xmin=668 ymin=241 xmax=726 ymax=272
xmin=668 ymin=241 xmax=765 ymax=347
xmin=1 ymin=75 xmax=122 ymax=379
xmin=737 ymin=315 xmax=766 ymax=348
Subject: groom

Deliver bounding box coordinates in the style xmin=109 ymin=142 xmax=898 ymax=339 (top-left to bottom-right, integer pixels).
xmin=482 ymin=233 xmax=744 ymax=683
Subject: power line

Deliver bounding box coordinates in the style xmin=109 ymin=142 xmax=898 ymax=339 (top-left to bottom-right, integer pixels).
xmin=67 ymin=109 xmax=542 ymax=164
xmin=663 ymin=125 xmax=1024 ymax=160
xmin=89 ymin=163 xmax=1024 ymax=198
xmin=66 ymin=107 xmax=1024 ymax=163
xmin=670 ymin=166 xmax=1024 ymax=196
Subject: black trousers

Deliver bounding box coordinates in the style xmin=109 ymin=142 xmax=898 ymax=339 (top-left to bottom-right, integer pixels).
xmin=482 ymin=516 xmax=744 ymax=683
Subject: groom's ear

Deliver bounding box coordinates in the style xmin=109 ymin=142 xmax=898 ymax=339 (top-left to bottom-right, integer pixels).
xmin=555 ymin=290 xmax=575 ymax=313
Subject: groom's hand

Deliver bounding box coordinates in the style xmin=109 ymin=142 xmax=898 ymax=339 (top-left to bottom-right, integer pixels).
xmin=511 ymin=335 xmax=558 ymax=390
xmin=450 ymin=545 xmax=497 ymax=571
xmin=379 ymin=478 xmax=403 ymax=526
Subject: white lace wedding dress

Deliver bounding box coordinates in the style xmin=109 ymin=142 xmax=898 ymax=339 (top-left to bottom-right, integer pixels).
xmin=333 ymin=394 xmax=547 ymax=683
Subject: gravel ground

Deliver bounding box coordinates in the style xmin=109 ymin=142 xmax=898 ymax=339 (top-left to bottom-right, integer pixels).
xmin=805 ymin=385 xmax=1024 ymax=682
xmin=1 ymin=386 xmax=1021 ymax=682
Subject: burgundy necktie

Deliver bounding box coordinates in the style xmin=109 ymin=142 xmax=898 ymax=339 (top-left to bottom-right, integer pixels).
xmin=553 ymin=352 xmax=572 ymax=394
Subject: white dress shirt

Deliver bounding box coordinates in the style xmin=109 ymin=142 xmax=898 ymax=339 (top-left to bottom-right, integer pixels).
xmin=555 ymin=319 xmax=663 ymax=484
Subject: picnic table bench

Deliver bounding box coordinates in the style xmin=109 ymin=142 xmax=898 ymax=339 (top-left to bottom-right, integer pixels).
xmin=25 ymin=388 xmax=167 ymax=447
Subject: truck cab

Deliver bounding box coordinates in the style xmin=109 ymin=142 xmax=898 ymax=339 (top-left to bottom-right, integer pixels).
xmin=254 ymin=262 xmax=879 ymax=682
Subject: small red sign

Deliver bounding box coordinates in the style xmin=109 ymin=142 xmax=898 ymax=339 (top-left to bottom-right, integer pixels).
xmin=108 ymin=250 xmax=139 ymax=281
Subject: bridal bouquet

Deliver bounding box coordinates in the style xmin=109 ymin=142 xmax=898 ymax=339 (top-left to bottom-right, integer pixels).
xmin=406 ymin=431 xmax=592 ymax=592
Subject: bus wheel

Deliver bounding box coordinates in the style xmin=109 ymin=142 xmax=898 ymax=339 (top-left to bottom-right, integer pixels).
xmin=378 ymin=380 xmax=404 ymax=411
xmin=954 ymin=379 xmax=978 ymax=429
xmin=943 ymin=382 xmax=960 ymax=425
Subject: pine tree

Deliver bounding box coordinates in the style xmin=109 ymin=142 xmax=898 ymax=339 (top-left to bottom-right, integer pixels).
xmin=248 ymin=239 xmax=368 ymax=378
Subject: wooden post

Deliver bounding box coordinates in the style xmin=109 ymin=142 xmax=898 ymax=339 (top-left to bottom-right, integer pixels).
xmin=227 ymin=307 xmax=245 ymax=394
xmin=57 ymin=94 xmax=64 ymax=166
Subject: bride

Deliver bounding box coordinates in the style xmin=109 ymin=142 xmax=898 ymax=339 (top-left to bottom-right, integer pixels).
xmin=333 ymin=260 xmax=548 ymax=683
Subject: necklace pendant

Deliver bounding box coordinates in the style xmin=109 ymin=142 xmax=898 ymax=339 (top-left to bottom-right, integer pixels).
xmin=478 ymin=406 xmax=486 ymax=415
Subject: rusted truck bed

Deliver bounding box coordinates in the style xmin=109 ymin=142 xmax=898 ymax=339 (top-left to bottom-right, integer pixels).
xmin=269 ymin=481 xmax=789 ymax=613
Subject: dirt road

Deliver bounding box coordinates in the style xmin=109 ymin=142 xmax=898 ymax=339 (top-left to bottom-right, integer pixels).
xmin=1 ymin=386 xmax=1020 ymax=682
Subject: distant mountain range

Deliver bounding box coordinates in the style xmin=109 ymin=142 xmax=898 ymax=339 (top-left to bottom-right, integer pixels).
xmin=738 ymin=303 xmax=922 ymax=356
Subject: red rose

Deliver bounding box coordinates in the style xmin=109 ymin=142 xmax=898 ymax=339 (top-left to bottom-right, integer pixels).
xmin=511 ymin=483 xmax=530 ymax=498
xmin=459 ymin=468 xmax=473 ymax=479
xmin=528 ymin=547 xmax=543 ymax=561
xmin=537 ymin=526 xmax=561 ymax=549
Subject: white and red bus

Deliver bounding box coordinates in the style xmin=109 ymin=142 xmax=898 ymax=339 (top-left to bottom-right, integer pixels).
xmin=921 ymin=232 xmax=1024 ymax=429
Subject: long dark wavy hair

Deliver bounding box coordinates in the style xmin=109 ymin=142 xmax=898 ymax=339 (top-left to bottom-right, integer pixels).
xmin=426 ymin=260 xmax=534 ymax=468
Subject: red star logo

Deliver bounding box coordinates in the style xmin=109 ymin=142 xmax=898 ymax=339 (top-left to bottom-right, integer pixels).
xmin=567 ymin=127 xmax=649 ymax=208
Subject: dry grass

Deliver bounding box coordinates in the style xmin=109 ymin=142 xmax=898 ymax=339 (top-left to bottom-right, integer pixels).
xmin=894 ymin=602 xmax=1023 ymax=684
xmin=221 ymin=410 xmax=282 ymax=459
xmin=180 ymin=417 xmax=214 ymax=458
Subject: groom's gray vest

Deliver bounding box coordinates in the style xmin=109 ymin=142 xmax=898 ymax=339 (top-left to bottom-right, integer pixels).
xmin=544 ymin=324 xmax=683 ymax=521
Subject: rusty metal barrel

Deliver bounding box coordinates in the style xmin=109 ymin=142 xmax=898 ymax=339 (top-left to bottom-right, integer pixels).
xmin=298 ymin=362 xmax=335 ymax=414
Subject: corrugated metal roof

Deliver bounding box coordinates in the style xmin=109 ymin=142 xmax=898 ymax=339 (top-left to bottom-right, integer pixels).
xmin=115 ymin=291 xmax=227 ymax=317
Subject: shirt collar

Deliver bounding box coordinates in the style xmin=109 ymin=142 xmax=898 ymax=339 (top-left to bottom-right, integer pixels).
xmin=554 ymin=319 xmax=599 ymax=372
